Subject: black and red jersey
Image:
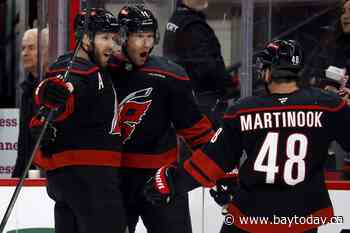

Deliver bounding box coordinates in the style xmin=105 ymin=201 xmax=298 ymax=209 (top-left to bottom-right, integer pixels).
xmin=178 ymin=87 xmax=350 ymax=232
xmin=108 ymin=55 xmax=214 ymax=169
xmin=33 ymin=53 xmax=122 ymax=171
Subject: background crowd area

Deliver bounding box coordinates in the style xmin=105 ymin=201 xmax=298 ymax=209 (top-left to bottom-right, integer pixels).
xmin=1 ymin=0 xmax=350 ymax=173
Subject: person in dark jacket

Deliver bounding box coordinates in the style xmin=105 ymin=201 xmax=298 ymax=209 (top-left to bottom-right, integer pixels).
xmin=163 ymin=0 xmax=238 ymax=127
xmin=309 ymin=0 xmax=350 ymax=85
xmin=12 ymin=28 xmax=49 ymax=177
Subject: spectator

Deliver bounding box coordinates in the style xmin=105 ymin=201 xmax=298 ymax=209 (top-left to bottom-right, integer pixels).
xmin=12 ymin=28 xmax=48 ymax=178
xmin=309 ymin=0 xmax=350 ymax=175
xmin=163 ymin=0 xmax=238 ymax=127
xmin=310 ymin=0 xmax=350 ymax=85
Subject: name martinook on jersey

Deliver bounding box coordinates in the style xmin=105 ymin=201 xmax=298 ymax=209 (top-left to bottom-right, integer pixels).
xmin=240 ymin=111 xmax=323 ymax=131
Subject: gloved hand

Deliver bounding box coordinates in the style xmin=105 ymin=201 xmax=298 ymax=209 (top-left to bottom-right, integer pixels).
xmin=31 ymin=123 xmax=57 ymax=146
xmin=209 ymin=172 xmax=238 ymax=206
xmin=35 ymin=77 xmax=72 ymax=109
xmin=30 ymin=111 xmax=57 ymax=158
xmin=144 ymin=166 xmax=176 ymax=205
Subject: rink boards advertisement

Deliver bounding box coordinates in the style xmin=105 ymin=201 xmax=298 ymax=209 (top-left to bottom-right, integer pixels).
xmin=0 ymin=109 xmax=18 ymax=178
xmin=0 ymin=185 xmax=349 ymax=233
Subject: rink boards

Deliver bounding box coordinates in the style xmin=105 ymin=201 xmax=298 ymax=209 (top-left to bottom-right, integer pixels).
xmin=0 ymin=178 xmax=349 ymax=233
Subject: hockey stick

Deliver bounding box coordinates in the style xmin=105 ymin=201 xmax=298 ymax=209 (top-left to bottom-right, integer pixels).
xmin=0 ymin=32 xmax=83 ymax=233
xmin=0 ymin=110 xmax=54 ymax=233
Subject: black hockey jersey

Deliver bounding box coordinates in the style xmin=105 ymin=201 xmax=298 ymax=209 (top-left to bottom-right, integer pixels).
xmin=108 ymin=55 xmax=214 ymax=168
xmin=178 ymin=87 xmax=350 ymax=232
xmin=33 ymin=53 xmax=122 ymax=171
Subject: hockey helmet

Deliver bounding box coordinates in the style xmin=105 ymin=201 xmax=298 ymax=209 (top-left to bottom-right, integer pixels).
xmin=255 ymin=39 xmax=304 ymax=79
xmin=116 ymin=5 xmax=160 ymax=46
xmin=74 ymin=8 xmax=119 ymax=40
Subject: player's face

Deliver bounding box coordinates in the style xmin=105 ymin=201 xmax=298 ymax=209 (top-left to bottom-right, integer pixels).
xmin=93 ymin=32 xmax=116 ymax=68
xmin=341 ymin=1 xmax=350 ymax=34
xmin=127 ymin=31 xmax=155 ymax=66
xmin=21 ymin=31 xmax=38 ymax=75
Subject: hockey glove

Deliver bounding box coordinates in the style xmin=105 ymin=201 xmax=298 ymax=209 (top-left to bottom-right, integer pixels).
xmin=30 ymin=111 xmax=57 ymax=158
xmin=35 ymin=77 xmax=71 ymax=109
xmin=144 ymin=165 xmax=176 ymax=206
xmin=209 ymin=172 xmax=238 ymax=207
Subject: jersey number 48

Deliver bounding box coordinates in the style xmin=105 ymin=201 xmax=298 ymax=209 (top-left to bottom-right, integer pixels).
xmin=254 ymin=132 xmax=307 ymax=186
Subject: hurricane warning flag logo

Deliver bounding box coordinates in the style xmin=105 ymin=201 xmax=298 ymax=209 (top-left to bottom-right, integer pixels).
xmin=119 ymin=88 xmax=153 ymax=143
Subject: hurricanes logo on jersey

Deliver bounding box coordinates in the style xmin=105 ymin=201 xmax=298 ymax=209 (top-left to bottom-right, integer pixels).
xmin=119 ymin=88 xmax=153 ymax=144
xmin=278 ymin=97 xmax=288 ymax=104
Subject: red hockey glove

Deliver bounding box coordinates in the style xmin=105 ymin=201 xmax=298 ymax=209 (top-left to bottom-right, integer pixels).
xmin=209 ymin=171 xmax=238 ymax=207
xmin=144 ymin=165 xmax=176 ymax=205
xmin=35 ymin=77 xmax=71 ymax=109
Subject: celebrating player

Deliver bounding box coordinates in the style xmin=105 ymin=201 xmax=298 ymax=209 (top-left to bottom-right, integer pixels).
xmin=145 ymin=39 xmax=350 ymax=233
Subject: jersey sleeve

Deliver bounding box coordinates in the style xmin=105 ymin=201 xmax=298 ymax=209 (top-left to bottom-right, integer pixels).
xmin=33 ymin=58 xmax=101 ymax=125
xmin=167 ymin=74 xmax=215 ymax=149
xmin=180 ymin=107 xmax=243 ymax=188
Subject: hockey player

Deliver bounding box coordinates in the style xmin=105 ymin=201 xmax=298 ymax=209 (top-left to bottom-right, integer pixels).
xmin=108 ymin=5 xmax=215 ymax=233
xmin=32 ymin=8 xmax=127 ymax=233
xmin=144 ymin=39 xmax=350 ymax=233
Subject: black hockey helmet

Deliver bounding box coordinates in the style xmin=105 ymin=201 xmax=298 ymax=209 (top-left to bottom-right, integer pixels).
xmin=116 ymin=5 xmax=160 ymax=46
xmin=255 ymin=39 xmax=304 ymax=80
xmin=74 ymin=8 xmax=119 ymax=41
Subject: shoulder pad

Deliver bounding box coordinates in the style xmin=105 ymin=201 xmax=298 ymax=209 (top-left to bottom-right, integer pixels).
xmin=308 ymin=87 xmax=345 ymax=110
xmin=225 ymin=88 xmax=346 ymax=120
xmin=140 ymin=56 xmax=190 ymax=81
xmin=230 ymin=96 xmax=260 ymax=111
xmin=47 ymin=53 xmax=99 ymax=77
xmin=224 ymin=97 xmax=258 ymax=120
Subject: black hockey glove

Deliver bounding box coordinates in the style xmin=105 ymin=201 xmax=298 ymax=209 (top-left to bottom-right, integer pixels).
xmin=209 ymin=172 xmax=238 ymax=206
xmin=30 ymin=110 xmax=57 ymax=158
xmin=144 ymin=165 xmax=176 ymax=205
xmin=35 ymin=77 xmax=71 ymax=109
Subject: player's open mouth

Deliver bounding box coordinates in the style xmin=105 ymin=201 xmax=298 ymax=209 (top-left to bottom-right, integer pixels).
xmin=140 ymin=52 xmax=148 ymax=58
